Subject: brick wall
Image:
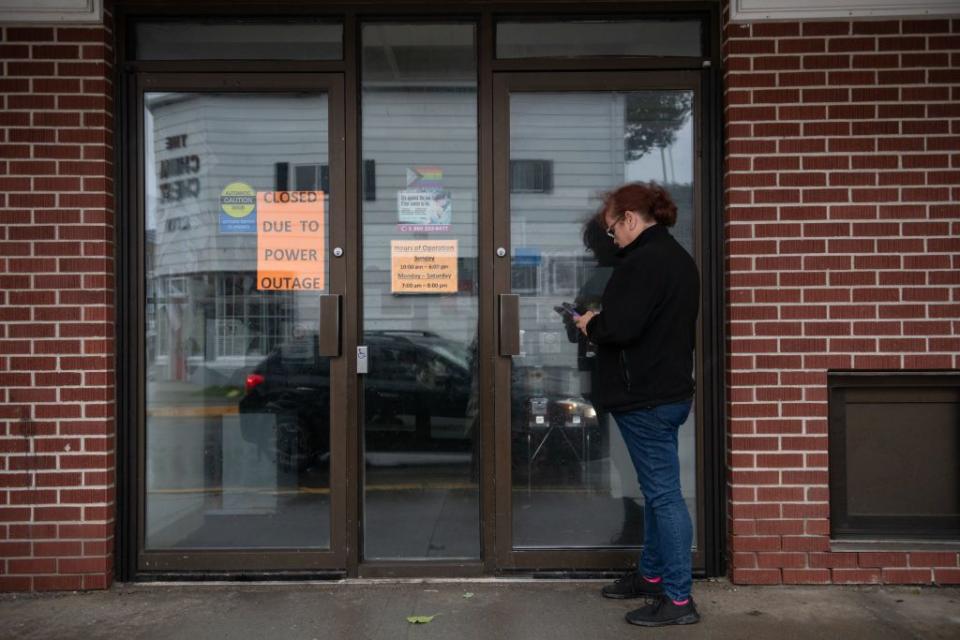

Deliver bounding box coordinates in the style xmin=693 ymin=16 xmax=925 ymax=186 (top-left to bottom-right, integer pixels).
xmin=722 ymin=12 xmax=960 ymax=585
xmin=0 ymin=12 xmax=116 ymax=591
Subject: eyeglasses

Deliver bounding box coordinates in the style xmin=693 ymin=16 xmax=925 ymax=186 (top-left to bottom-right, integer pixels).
xmin=605 ymin=215 xmax=625 ymax=239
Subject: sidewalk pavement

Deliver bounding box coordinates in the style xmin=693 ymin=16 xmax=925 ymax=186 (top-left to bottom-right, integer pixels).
xmin=1 ymin=578 xmax=958 ymax=640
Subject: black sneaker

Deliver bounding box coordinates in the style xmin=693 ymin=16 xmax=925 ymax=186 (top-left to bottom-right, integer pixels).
xmin=625 ymin=595 xmax=700 ymax=626
xmin=600 ymin=573 xmax=664 ymax=599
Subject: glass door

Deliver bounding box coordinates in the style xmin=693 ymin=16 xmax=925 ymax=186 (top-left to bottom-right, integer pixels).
xmin=492 ymin=71 xmax=705 ymax=571
xmin=358 ymin=22 xmax=481 ymax=565
xmin=137 ymin=74 xmax=348 ymax=571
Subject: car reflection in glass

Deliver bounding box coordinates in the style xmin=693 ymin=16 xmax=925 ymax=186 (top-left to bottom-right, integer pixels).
xmin=239 ymin=330 xmax=600 ymax=477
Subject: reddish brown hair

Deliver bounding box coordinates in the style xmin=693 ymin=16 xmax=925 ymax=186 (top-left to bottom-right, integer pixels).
xmin=599 ymin=182 xmax=678 ymax=228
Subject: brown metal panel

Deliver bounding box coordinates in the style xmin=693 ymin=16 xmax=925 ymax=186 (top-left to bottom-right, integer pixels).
xmin=829 ymin=371 xmax=960 ymax=540
xmin=341 ymin=10 xmax=362 ymax=578
xmin=477 ymin=9 xmax=498 ymax=576
xmin=325 ymin=72 xmax=350 ymax=568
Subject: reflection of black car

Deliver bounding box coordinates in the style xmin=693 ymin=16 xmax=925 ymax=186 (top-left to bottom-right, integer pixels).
xmin=239 ymin=330 xmax=599 ymax=471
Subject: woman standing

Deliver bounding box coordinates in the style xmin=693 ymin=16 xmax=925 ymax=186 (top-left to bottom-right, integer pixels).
xmin=575 ymin=182 xmax=700 ymax=627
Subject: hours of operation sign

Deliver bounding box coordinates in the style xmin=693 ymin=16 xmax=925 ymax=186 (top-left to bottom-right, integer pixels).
xmin=256 ymin=191 xmax=325 ymax=291
xmin=391 ymin=240 xmax=458 ymax=294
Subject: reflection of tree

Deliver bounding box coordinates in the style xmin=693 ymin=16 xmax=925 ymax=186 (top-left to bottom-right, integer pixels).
xmin=624 ymin=92 xmax=693 ymax=161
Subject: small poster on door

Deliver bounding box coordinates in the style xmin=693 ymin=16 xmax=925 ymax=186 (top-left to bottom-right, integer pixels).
xmin=397 ymin=189 xmax=452 ymax=231
xmin=391 ymin=239 xmax=458 ymax=294
xmin=256 ymin=191 xmax=325 ymax=291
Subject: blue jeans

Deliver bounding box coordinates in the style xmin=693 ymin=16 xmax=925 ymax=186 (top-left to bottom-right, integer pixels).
xmin=613 ymin=400 xmax=692 ymax=601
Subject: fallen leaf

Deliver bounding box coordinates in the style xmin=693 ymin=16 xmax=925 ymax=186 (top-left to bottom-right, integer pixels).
xmin=406 ymin=615 xmax=436 ymax=624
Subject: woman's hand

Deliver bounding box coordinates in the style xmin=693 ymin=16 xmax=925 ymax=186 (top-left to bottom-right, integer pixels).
xmin=575 ymin=310 xmax=597 ymax=336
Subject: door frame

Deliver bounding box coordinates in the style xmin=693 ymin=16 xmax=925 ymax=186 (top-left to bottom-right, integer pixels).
xmin=115 ymin=2 xmax=726 ymax=580
xmin=122 ymin=72 xmax=351 ymax=574
xmin=490 ymin=70 xmax=714 ymax=573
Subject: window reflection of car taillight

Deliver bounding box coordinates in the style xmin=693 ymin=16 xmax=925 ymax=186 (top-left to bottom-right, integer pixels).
xmin=245 ymin=373 xmax=265 ymax=394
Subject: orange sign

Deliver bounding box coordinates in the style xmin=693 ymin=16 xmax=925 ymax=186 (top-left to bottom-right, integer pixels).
xmin=391 ymin=240 xmax=458 ymax=294
xmin=256 ymin=191 xmax=325 ymax=290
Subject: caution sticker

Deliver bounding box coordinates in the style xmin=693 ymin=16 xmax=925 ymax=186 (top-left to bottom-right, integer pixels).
xmin=219 ymin=182 xmax=257 ymax=233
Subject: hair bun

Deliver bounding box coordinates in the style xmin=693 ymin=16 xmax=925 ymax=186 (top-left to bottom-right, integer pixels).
xmin=649 ymin=182 xmax=678 ymax=227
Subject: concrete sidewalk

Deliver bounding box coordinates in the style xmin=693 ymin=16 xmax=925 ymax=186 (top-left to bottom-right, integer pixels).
xmin=1 ymin=579 xmax=958 ymax=640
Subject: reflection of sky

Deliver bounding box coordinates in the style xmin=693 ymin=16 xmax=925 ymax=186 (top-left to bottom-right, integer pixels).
xmin=625 ymin=116 xmax=693 ymax=185
xmin=145 ymin=107 xmax=156 ymax=231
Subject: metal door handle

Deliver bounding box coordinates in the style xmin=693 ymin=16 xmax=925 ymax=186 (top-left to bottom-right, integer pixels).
xmin=318 ymin=294 xmax=341 ymax=357
xmin=499 ymin=294 xmax=520 ymax=356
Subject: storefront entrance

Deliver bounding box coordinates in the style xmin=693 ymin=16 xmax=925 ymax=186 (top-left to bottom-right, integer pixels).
xmin=117 ymin=6 xmax=724 ymax=580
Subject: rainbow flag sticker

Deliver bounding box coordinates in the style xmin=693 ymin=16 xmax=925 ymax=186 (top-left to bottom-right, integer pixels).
xmin=406 ymin=166 xmax=443 ymax=189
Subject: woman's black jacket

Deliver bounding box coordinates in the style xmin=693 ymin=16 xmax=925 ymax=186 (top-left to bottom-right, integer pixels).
xmin=584 ymin=224 xmax=700 ymax=412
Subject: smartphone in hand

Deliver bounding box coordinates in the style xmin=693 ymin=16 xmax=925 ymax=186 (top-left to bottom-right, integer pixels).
xmin=553 ymin=302 xmax=581 ymax=320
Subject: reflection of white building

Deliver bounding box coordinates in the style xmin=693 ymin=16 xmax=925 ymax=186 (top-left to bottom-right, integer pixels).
xmin=146 ymin=88 xmax=694 ymax=386
xmin=146 ymin=92 xmax=329 ymax=383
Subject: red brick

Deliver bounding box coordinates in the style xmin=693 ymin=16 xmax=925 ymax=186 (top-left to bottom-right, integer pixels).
xmin=783 ymin=569 xmax=831 ymax=584
xmin=804 ymin=22 xmax=850 ymax=37
xmin=0 ymin=45 xmax=31 ymax=60
xmin=903 ymin=19 xmax=949 ymax=33
xmin=8 ymin=559 xmax=58 ymax=575
xmin=810 ymin=553 xmax=859 ymax=569
xmin=33 ymin=541 xmax=84 ymax=557
xmin=934 ymin=568 xmax=960 ymax=584
xmin=83 ymin=574 xmax=112 ymax=590
xmin=831 ymin=569 xmax=881 ymax=584
xmin=857 ymin=552 xmax=907 ymax=568
xmin=730 ymin=470 xmax=780 ymax=485
xmin=930 ymin=35 xmax=960 ymax=48
xmin=905 ymin=354 xmax=954 ymax=368
xmin=58 ymin=557 xmax=109 ymax=574
xmin=883 ymin=569 xmax=933 ymax=584
xmin=757 ymin=552 xmax=807 ymax=569
xmin=729 ymin=39 xmax=777 ymax=54
xmin=909 ymin=553 xmax=959 ymax=567
xmin=930 ymin=69 xmax=960 ymax=83
xmin=0 ymin=577 xmax=34 ymax=591
xmin=33 ymin=575 xmax=84 ymax=592
xmin=732 ymin=536 xmax=782 ymax=553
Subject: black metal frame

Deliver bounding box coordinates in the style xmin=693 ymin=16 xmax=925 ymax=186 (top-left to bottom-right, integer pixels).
xmin=828 ymin=371 xmax=960 ymax=540
xmin=114 ymin=0 xmax=726 ymax=581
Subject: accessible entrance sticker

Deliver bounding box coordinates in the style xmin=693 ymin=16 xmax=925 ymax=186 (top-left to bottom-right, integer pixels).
xmin=256 ymin=191 xmax=325 ymax=291
xmin=391 ymin=240 xmax=458 ymax=294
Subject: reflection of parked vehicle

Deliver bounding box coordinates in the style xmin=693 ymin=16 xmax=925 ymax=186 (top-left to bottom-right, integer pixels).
xmin=239 ymin=330 xmax=599 ymax=471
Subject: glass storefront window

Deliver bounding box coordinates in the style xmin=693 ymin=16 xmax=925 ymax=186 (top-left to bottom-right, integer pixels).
xmin=360 ymin=23 xmax=481 ymax=560
xmin=497 ymin=20 xmax=702 ymax=59
xmin=136 ymin=21 xmax=343 ymax=60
